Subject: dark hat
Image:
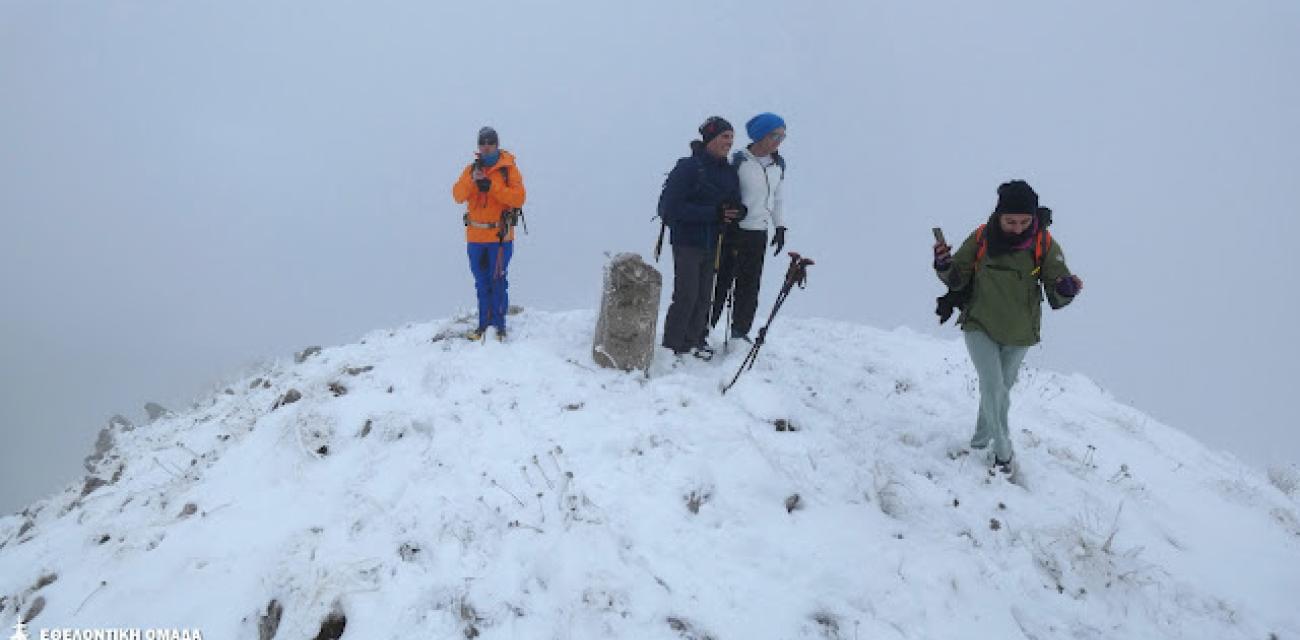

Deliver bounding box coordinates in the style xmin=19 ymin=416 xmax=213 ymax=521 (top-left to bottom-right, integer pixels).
xmin=477 ymin=126 xmax=499 ymax=146
xmin=698 ymin=116 xmax=734 ymax=145
xmin=994 ymin=180 xmax=1039 ymax=215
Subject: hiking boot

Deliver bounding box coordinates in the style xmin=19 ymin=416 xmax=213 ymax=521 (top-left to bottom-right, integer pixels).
xmin=730 ymin=330 xmax=753 ymax=345
xmin=994 ymin=455 xmax=1016 ymax=475
xmin=465 ymin=328 xmax=486 ymax=341
xmin=496 ymin=327 xmax=508 ymax=342
xmin=690 ymin=346 xmax=714 ymax=361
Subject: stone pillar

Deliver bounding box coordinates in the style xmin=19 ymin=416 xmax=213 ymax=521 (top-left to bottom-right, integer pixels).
xmin=593 ymin=253 xmax=662 ymax=372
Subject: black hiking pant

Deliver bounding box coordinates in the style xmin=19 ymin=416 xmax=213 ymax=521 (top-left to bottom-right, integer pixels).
xmin=711 ymin=227 xmax=768 ymax=337
xmin=662 ymin=245 xmax=714 ymax=352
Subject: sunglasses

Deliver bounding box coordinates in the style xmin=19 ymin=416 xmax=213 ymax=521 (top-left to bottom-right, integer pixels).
xmin=766 ymin=131 xmax=787 ymax=143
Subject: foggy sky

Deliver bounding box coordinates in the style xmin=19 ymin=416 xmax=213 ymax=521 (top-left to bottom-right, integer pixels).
xmin=2 ymin=0 xmax=1297 ymax=514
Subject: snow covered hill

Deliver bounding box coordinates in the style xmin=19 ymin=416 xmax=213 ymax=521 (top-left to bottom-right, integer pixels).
xmin=2 ymin=308 xmax=1297 ymax=639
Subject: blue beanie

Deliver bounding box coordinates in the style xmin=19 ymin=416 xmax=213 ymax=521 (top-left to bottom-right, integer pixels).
xmin=746 ymin=112 xmax=786 ymax=142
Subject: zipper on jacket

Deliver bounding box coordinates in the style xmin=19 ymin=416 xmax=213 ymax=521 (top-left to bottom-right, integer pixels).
xmin=742 ymin=150 xmax=781 ymax=225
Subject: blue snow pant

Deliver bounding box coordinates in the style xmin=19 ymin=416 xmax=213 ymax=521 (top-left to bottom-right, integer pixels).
xmin=964 ymin=328 xmax=1030 ymax=463
xmin=467 ymin=241 xmax=513 ymax=331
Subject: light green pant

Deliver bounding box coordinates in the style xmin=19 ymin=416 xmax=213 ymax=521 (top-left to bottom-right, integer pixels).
xmin=964 ymin=329 xmax=1030 ymax=462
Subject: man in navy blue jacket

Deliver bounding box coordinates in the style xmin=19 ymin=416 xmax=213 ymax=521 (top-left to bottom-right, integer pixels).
xmin=657 ymin=116 xmax=745 ymax=359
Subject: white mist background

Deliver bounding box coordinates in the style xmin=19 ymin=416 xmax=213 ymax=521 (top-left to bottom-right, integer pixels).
xmin=2 ymin=0 xmax=1297 ymax=513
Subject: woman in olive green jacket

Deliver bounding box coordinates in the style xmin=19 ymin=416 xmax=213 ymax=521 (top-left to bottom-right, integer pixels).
xmin=933 ymin=180 xmax=1083 ymax=473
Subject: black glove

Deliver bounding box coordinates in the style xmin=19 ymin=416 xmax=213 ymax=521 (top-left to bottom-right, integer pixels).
xmin=475 ymin=178 xmax=491 ymax=192
xmin=771 ymin=226 xmax=786 ymax=256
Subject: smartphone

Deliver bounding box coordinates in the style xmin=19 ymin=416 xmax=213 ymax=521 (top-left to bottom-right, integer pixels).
xmin=932 ymin=227 xmax=946 ymax=245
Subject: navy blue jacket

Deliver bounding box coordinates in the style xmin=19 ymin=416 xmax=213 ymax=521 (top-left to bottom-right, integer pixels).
xmin=657 ymin=142 xmax=741 ymax=250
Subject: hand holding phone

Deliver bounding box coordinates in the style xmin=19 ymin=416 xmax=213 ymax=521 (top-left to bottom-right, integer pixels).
xmin=932 ymin=227 xmax=952 ymax=269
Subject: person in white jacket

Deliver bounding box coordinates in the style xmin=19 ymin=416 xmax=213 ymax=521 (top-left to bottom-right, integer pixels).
xmin=710 ymin=112 xmax=788 ymax=343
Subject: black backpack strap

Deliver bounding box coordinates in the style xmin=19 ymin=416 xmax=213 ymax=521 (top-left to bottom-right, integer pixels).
xmin=774 ymin=151 xmax=786 ymax=179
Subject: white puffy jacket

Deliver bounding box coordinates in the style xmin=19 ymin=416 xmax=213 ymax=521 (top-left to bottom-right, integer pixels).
xmin=732 ymin=148 xmax=786 ymax=233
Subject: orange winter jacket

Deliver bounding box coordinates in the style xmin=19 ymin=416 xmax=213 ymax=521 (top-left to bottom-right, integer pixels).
xmin=452 ymin=150 xmax=527 ymax=243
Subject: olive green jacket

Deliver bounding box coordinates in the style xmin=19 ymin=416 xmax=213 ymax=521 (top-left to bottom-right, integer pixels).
xmin=936 ymin=227 xmax=1075 ymax=346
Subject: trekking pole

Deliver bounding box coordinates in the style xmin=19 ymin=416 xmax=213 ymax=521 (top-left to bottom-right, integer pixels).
xmin=722 ymin=277 xmax=736 ymax=355
xmin=480 ymin=210 xmax=510 ymax=344
xmin=721 ymin=252 xmax=813 ymax=395
xmin=493 ymin=210 xmax=509 ymax=302
xmin=653 ymin=219 xmax=666 ymax=262
xmin=702 ymin=225 xmax=727 ymax=347
xmin=494 ymin=209 xmax=510 ymax=280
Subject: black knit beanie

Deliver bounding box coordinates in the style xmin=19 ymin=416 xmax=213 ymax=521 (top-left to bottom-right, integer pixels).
xmin=994 ymin=180 xmax=1039 ymax=215
xmin=699 ymin=116 xmax=734 ymax=145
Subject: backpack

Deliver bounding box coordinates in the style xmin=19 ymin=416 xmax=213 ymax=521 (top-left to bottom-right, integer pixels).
xmin=497 ymin=165 xmax=527 ymax=235
xmin=935 ymin=207 xmax=1053 ymax=324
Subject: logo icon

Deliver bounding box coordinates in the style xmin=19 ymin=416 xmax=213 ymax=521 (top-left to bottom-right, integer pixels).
xmin=9 ymin=622 xmax=30 ymax=640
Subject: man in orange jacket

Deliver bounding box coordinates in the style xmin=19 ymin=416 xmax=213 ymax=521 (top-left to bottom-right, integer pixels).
xmin=452 ymin=126 xmax=527 ymax=341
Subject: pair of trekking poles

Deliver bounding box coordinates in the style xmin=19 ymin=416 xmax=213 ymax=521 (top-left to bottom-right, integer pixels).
xmin=658 ymin=222 xmax=813 ymax=393
xmin=719 ymin=247 xmax=814 ymax=394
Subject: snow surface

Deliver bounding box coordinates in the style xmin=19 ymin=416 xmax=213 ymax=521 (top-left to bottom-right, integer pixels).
xmin=1 ymin=308 xmax=1297 ymax=639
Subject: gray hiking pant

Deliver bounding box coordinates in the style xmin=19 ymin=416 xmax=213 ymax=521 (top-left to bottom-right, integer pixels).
xmin=964 ymin=329 xmax=1030 ymax=462
xmin=662 ymin=245 xmax=714 ymax=352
